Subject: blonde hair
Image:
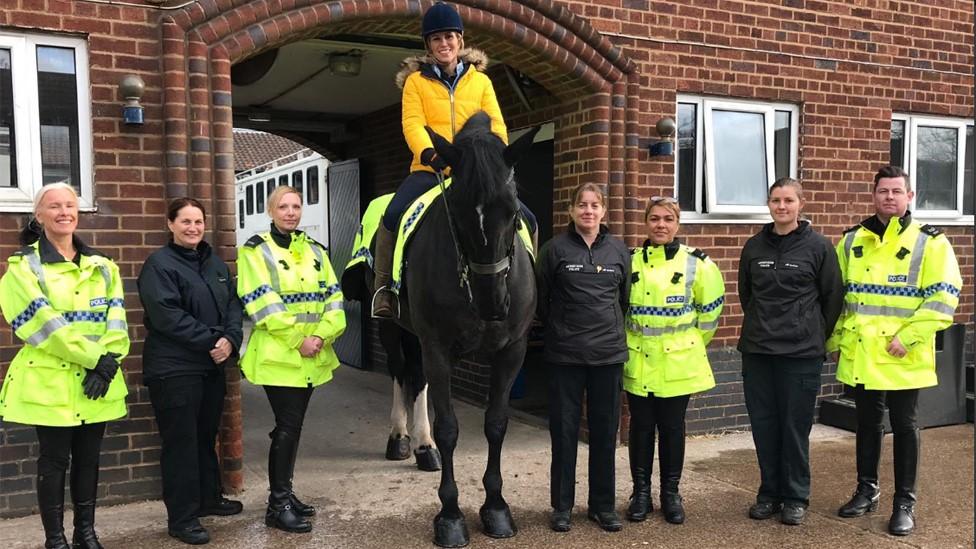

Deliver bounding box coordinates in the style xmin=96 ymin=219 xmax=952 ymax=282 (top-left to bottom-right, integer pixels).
xmin=569 ymin=183 xmax=606 ymax=212
xmin=33 ymin=182 xmax=78 ymax=215
xmin=643 ymin=195 xmax=680 ymax=221
xmin=267 ymin=185 xmax=302 ymax=215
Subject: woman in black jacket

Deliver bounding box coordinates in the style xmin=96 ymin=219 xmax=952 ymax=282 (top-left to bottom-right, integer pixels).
xmin=137 ymin=198 xmax=244 ymax=545
xmin=536 ymin=182 xmax=631 ymax=533
xmin=737 ymin=178 xmax=844 ymax=526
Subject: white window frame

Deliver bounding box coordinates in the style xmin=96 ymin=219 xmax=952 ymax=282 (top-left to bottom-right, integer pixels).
xmin=676 ymin=95 xmax=798 ymax=221
xmin=0 ymin=32 xmax=93 ymax=213
xmin=892 ymin=113 xmax=972 ymax=222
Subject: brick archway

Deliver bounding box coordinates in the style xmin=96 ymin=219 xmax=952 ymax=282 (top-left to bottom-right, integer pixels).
xmin=161 ymin=0 xmax=639 ymax=492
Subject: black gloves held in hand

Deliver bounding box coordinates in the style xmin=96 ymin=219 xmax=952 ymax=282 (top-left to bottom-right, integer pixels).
xmin=420 ymin=148 xmax=448 ymax=172
xmin=82 ymin=353 xmax=121 ymax=400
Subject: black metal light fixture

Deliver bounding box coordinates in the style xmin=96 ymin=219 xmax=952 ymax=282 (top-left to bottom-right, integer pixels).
xmin=648 ymin=116 xmax=676 ymax=156
xmin=119 ymin=74 xmax=145 ymax=126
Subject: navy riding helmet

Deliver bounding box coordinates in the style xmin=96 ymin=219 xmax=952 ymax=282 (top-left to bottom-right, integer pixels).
xmin=422 ymin=2 xmax=464 ymax=40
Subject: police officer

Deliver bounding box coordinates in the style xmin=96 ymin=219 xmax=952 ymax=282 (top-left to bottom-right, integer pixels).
xmin=738 ymin=179 xmax=844 ymax=526
xmin=138 ymin=198 xmax=244 ymax=544
xmin=237 ymin=186 xmax=346 ymax=534
xmin=624 ymin=196 xmax=724 ymax=525
xmin=829 ymin=166 xmax=962 ymax=536
xmin=536 ymin=183 xmax=630 ymax=533
xmin=0 ymin=183 xmax=129 ymax=549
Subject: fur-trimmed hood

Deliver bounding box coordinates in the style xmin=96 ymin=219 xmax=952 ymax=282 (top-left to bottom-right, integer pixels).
xmin=395 ymin=48 xmax=490 ymax=89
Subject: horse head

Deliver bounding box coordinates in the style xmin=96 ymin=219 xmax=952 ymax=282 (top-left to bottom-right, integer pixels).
xmin=425 ymin=112 xmax=540 ymax=321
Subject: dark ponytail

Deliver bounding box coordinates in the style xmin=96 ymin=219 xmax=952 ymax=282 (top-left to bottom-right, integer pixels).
xmin=19 ymin=216 xmax=42 ymax=246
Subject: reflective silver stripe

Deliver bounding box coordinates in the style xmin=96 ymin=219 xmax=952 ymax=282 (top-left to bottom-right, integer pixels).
xmin=843 ymin=231 xmax=857 ymax=262
xmin=324 ymin=301 xmax=344 ymax=311
xmin=920 ymin=301 xmax=956 ymax=315
xmin=250 ymin=302 xmax=287 ymax=322
xmin=846 ymin=302 xmax=915 ymax=318
xmin=97 ymin=264 xmax=112 ymax=290
xmin=905 ymin=232 xmax=927 ymax=287
xmin=697 ymin=319 xmax=719 ymax=331
xmin=310 ymin=243 xmax=325 ymax=270
xmin=684 ymin=251 xmax=697 ymax=303
xmin=257 ymin=242 xmax=281 ymax=292
xmin=106 ymin=319 xmax=128 ymax=331
xmin=295 ymin=313 xmax=321 ymax=323
xmin=25 ymin=317 xmax=69 ymax=346
xmin=25 ymin=251 xmax=49 ymax=296
xmin=85 ymin=334 xmax=100 ymax=341
xmin=627 ymin=320 xmax=696 ymax=336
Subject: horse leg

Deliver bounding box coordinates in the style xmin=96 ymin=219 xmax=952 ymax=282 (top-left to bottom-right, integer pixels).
xmin=404 ymin=331 xmax=440 ymax=471
xmin=386 ymin=380 xmax=411 ymax=460
xmin=479 ymin=340 xmax=526 ymax=539
xmin=426 ymin=347 xmax=468 ymax=548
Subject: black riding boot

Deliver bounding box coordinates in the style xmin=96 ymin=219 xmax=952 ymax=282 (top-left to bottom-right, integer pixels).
xmin=888 ymin=428 xmax=920 ymax=536
xmin=838 ymin=428 xmax=883 ymax=518
xmin=38 ymin=468 xmax=69 ymax=549
xmin=265 ymin=430 xmax=312 ymax=533
xmin=626 ymin=430 xmax=654 ymax=522
xmin=371 ymin=225 xmax=397 ymax=319
xmin=70 ymin=457 xmax=103 ymax=549
xmin=659 ymin=430 xmax=685 ymax=525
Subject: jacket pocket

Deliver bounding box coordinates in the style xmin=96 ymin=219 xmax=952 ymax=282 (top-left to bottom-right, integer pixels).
xmin=103 ymin=371 xmax=129 ymax=402
xmin=19 ymin=364 xmax=70 ymax=406
xmin=661 ymin=334 xmax=708 ymax=381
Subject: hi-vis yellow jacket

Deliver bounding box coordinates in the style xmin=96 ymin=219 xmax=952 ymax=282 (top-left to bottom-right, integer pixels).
xmin=396 ymin=49 xmax=507 ymax=174
xmin=624 ymin=240 xmax=725 ymax=398
xmin=827 ymin=215 xmax=962 ymax=390
xmin=0 ymin=236 xmax=129 ymax=426
xmin=237 ymin=230 xmax=346 ymax=388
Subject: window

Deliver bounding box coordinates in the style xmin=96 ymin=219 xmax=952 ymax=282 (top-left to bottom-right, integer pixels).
xmin=306 ymin=165 xmax=319 ymax=205
xmin=278 ymin=174 xmax=288 ymax=188
xmin=238 ymin=199 xmax=244 ymax=229
xmin=0 ymin=32 xmax=92 ymax=212
xmin=292 ymin=170 xmax=303 ymax=202
xmin=245 ymin=184 xmax=253 ymax=216
xmin=266 ymin=178 xmax=275 ymax=197
xmin=676 ymin=96 xmax=798 ymax=217
xmin=255 ymin=180 xmax=265 ymax=213
xmin=891 ymin=114 xmax=974 ymax=218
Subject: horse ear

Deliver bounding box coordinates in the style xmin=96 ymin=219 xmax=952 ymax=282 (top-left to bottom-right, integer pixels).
xmin=425 ymin=126 xmax=461 ymax=168
xmin=503 ymin=125 xmax=541 ymax=168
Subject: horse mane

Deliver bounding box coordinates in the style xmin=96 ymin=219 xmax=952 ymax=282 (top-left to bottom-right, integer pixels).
xmin=449 ymin=113 xmax=515 ymax=209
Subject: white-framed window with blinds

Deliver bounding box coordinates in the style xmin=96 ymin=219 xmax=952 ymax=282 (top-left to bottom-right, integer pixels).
xmin=890 ymin=114 xmax=973 ymax=221
xmin=0 ymin=32 xmax=93 ymax=212
xmin=676 ymin=95 xmax=798 ymax=219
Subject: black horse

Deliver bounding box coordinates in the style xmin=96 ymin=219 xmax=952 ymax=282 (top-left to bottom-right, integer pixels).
xmin=396 ymin=112 xmax=539 ymax=547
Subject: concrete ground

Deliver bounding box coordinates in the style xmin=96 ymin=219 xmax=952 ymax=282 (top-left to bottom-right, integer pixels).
xmin=0 ymin=366 xmax=972 ymax=548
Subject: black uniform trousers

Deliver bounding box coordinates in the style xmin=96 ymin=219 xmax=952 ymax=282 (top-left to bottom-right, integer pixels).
xmin=148 ymin=370 xmax=226 ymax=529
xmin=626 ymin=391 xmax=691 ymax=488
xmin=853 ymin=384 xmax=920 ymax=503
xmin=547 ymin=362 xmax=622 ymax=513
xmin=263 ymin=385 xmax=314 ymax=437
xmin=742 ymin=353 xmax=823 ymax=506
xmin=36 ymin=422 xmax=106 ymax=505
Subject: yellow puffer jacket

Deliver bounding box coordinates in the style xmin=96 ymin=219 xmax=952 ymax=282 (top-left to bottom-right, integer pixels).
xmin=396 ymin=48 xmax=507 ymax=174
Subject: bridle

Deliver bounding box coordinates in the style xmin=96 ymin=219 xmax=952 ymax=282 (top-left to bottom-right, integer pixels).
xmin=435 ymin=171 xmax=517 ymax=304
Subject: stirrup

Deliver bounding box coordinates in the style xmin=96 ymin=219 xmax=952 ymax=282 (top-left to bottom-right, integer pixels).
xmin=370 ymin=286 xmax=399 ymax=320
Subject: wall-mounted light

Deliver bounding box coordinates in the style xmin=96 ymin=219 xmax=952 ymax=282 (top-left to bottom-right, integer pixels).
xmin=328 ymin=50 xmax=364 ymax=77
xmin=119 ymin=74 xmax=145 ymax=126
xmin=648 ymin=117 xmax=676 ymax=157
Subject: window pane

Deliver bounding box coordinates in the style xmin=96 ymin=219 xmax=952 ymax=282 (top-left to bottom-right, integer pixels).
xmin=278 ymin=174 xmax=287 ymax=187
xmin=306 ymin=166 xmax=319 ymax=205
xmin=915 ymin=125 xmax=958 ymax=210
xmin=712 ymin=110 xmax=767 ymax=205
xmin=774 ymin=110 xmax=791 ymax=180
xmin=267 ymin=178 xmax=275 ymax=197
xmin=0 ymin=48 xmax=16 ymax=188
xmin=246 ymin=184 xmax=254 ymax=215
xmin=238 ymin=199 xmax=244 ymax=229
xmin=676 ymin=103 xmax=696 ymax=211
xmin=891 ymin=120 xmax=906 ymax=168
xmin=292 ymin=170 xmax=303 ymax=202
xmin=256 ymin=180 xmax=265 ymax=213
xmin=964 ymin=126 xmax=973 ymax=215
xmin=36 ymin=46 xmax=80 ymax=188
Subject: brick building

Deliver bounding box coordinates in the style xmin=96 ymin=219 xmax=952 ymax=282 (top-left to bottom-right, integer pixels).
xmin=0 ymin=0 xmax=972 ymax=517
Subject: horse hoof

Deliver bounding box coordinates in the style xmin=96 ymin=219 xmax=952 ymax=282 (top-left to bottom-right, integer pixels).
xmin=480 ymin=505 xmax=517 ymax=539
xmin=415 ymin=445 xmax=442 ymax=471
xmin=385 ymin=434 xmax=411 ymax=461
xmin=433 ymin=514 xmax=469 ymax=548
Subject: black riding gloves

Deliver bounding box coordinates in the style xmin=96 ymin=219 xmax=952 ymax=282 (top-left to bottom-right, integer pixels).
xmin=82 ymin=353 xmax=121 ymax=400
xmin=420 ymin=148 xmax=448 ymax=172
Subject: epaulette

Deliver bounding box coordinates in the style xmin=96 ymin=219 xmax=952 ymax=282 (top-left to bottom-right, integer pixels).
xmin=307 ymin=237 xmax=329 ymax=254
xmin=10 ymin=245 xmax=35 ymax=258
xmin=244 ymin=234 xmax=265 ymax=248
xmin=689 ymin=248 xmax=708 ymax=261
xmin=919 ymin=224 xmax=943 ymax=237
xmin=842 ymin=224 xmax=860 ymax=234
xmin=631 ymin=247 xmax=641 ymax=255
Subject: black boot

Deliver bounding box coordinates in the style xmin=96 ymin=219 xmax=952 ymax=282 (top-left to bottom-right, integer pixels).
xmin=659 ymin=428 xmax=685 ymax=525
xmin=70 ymin=457 xmax=103 ymax=549
xmin=38 ymin=468 xmax=69 ymax=549
xmin=838 ymin=428 xmax=883 ymax=518
xmin=265 ymin=430 xmax=312 ymax=533
xmin=888 ymin=428 xmax=919 ymax=536
xmin=626 ymin=430 xmax=654 ymax=522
